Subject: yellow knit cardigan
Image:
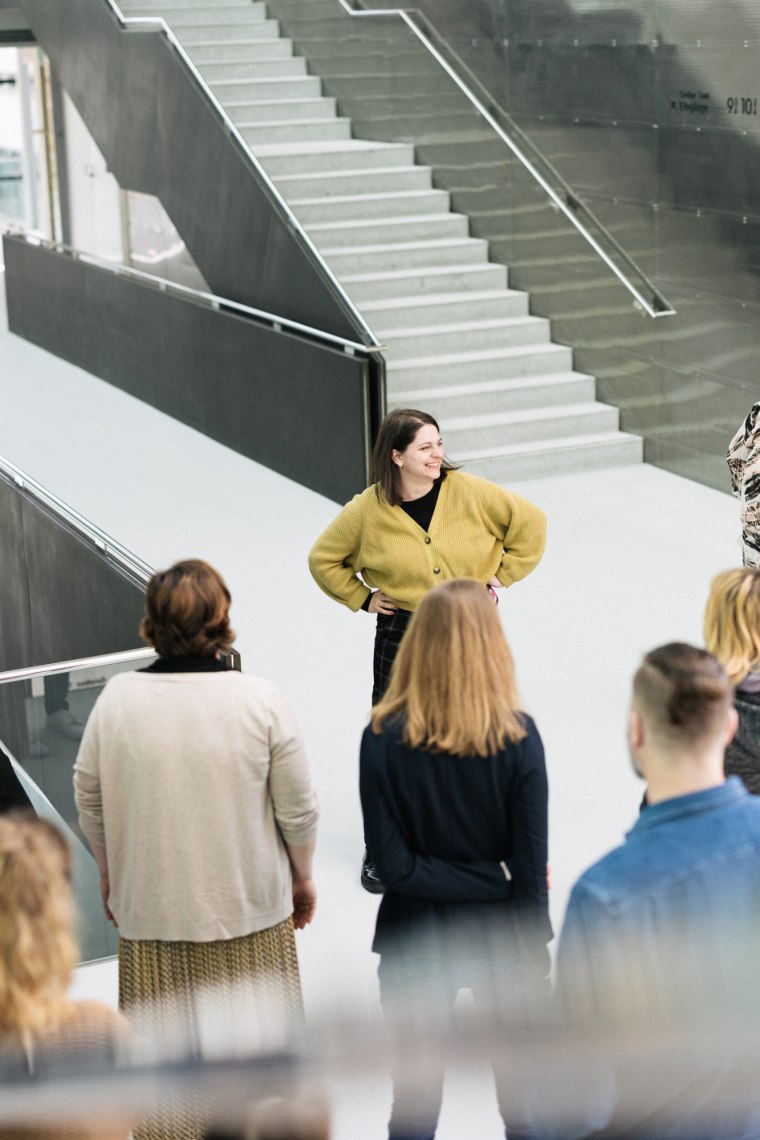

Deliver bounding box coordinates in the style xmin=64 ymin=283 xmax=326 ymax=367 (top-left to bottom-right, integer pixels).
xmin=308 ymin=470 xmax=546 ymax=612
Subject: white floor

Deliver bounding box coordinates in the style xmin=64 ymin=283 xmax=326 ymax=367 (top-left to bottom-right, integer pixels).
xmin=0 ymin=267 xmax=743 ymax=1137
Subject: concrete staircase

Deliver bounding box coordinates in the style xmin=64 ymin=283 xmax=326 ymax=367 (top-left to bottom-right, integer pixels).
xmin=118 ymin=0 xmax=643 ymax=481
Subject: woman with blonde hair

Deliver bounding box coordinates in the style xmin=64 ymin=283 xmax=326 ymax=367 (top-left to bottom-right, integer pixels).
xmin=75 ymin=559 xmax=318 ymax=1139
xmin=704 ymin=566 xmax=760 ymax=793
xmin=0 ymin=814 xmax=128 ymax=1138
xmin=360 ymin=578 xmax=550 ymax=1140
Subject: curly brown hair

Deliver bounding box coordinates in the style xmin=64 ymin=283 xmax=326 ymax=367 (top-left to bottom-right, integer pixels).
xmin=140 ymin=559 xmax=236 ymax=658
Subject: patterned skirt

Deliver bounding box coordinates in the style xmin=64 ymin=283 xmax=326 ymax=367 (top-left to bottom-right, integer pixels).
xmin=119 ymin=917 xmax=302 ymax=1140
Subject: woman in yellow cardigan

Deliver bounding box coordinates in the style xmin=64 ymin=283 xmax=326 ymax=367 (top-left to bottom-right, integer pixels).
xmin=308 ymin=408 xmax=546 ymax=890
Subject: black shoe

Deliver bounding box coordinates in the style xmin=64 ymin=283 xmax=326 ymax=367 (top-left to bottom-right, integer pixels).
xmin=361 ymin=848 xmax=385 ymax=894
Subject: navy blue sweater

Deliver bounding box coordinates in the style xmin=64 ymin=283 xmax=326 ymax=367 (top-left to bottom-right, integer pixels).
xmin=359 ymin=715 xmax=551 ymax=965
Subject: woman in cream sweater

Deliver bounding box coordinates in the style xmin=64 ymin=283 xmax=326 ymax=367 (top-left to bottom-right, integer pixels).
xmin=75 ymin=559 xmax=318 ymax=1139
xmin=308 ymin=408 xmax=546 ymax=890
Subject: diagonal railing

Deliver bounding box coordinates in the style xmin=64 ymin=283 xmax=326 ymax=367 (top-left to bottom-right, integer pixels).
xmin=330 ymin=0 xmax=675 ymax=319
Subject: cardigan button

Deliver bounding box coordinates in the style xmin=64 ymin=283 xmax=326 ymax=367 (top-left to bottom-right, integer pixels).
xmin=433 ymin=567 xmax=440 ymax=574
xmin=425 ymin=536 xmax=431 ymax=544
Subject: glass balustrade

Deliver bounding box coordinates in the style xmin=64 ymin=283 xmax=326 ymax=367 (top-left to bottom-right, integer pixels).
xmin=0 ymin=650 xmax=156 ymax=963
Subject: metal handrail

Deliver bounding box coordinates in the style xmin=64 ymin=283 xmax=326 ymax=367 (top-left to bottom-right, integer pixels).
xmin=9 ymin=231 xmax=384 ymax=355
xmin=0 ymin=453 xmax=153 ymax=589
xmin=104 ymin=0 xmax=384 ymax=348
xmin=335 ymin=0 xmax=676 ymax=319
xmin=0 ymin=648 xmax=157 ymax=686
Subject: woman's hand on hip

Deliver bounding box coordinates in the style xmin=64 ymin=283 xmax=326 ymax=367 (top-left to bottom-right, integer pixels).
xmin=368 ymin=591 xmax=399 ymax=615
xmin=292 ymin=877 xmax=317 ymax=929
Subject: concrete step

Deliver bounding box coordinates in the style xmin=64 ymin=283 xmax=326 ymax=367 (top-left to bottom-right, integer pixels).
xmin=323 ymin=237 xmax=489 ymax=276
xmin=381 ymin=315 xmax=551 ymax=358
xmin=303 ymin=53 xmax=435 ymax=76
xmin=321 ymin=73 xmax=454 ymax=97
xmin=254 ymin=140 xmax=415 ymax=177
xmin=209 ymin=75 xmax=321 ymax=99
xmin=443 ymin=403 xmax=620 ymax=451
xmin=120 ymin=4 xmax=268 ymax=22
xmin=389 ymin=341 xmax=573 ymax=387
xmin=363 ymin=289 xmax=529 ymax=329
xmin=457 ymin=431 xmax=643 ymax=482
xmin=389 ymin=373 xmax=597 ymax=417
xmin=340 ymin=261 xmax=508 ymax=302
xmin=120 ymin=0 xmax=256 ymax=7
xmin=174 ymin=21 xmax=281 ymax=42
xmin=288 ymin=189 xmax=452 ymax=224
xmin=224 ymin=96 xmax=337 ymax=124
xmin=272 ymin=164 xmax=432 ymax=199
xmin=308 ymin=212 xmax=468 ymax=249
xmin=196 ymin=57 xmax=308 ymax=80
xmin=189 ymin=39 xmax=295 ymax=62
xmin=240 ymin=118 xmax=351 ymax=145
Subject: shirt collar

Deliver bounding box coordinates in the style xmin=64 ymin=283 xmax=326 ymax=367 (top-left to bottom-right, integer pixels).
xmin=627 ymin=776 xmax=748 ymax=839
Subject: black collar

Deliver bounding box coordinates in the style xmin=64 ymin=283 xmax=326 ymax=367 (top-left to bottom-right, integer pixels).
xmin=140 ymin=655 xmax=228 ymax=674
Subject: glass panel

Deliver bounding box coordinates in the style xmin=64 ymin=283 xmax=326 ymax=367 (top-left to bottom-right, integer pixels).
xmin=0 ymin=653 xmax=156 ymax=963
xmin=0 ymin=46 xmax=58 ymax=242
xmin=0 ymin=47 xmax=25 ymax=228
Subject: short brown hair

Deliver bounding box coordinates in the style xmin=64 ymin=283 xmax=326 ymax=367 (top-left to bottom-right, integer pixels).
xmin=372 ymin=578 xmax=526 ymax=756
xmin=633 ymin=642 xmax=732 ymax=747
xmin=369 ymin=408 xmax=457 ymax=507
xmin=140 ymin=559 xmax=235 ymax=658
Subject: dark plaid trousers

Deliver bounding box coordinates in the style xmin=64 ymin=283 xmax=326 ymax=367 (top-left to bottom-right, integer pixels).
xmin=372 ymin=609 xmax=413 ymax=705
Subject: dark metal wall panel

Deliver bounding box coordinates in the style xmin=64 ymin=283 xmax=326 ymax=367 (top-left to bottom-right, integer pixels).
xmin=0 ymin=474 xmax=144 ymax=673
xmin=0 ymin=482 xmax=34 ymax=670
xmin=4 ymin=234 xmax=371 ymax=504
xmin=15 ymin=0 xmax=365 ymax=341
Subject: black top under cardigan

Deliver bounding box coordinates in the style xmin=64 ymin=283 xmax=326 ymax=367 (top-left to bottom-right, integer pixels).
xmin=359 ymin=714 xmax=551 ymax=971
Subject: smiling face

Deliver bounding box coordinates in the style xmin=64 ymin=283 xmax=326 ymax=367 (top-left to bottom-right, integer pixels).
xmin=392 ymin=422 xmax=444 ymax=494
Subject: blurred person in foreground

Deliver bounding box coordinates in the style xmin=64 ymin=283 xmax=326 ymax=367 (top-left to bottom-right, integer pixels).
xmin=548 ymin=643 xmax=760 ymax=1139
xmin=704 ymin=567 xmax=760 ymax=794
xmin=74 ymin=559 xmax=318 ymax=1140
xmin=0 ymin=814 xmax=130 ymax=1139
xmin=360 ymin=578 xmax=551 ymax=1140
xmin=205 ymin=1086 xmax=331 ymax=1140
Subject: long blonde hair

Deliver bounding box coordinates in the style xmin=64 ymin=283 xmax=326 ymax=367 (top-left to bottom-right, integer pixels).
xmin=704 ymin=567 xmax=760 ymax=685
xmin=0 ymin=816 xmax=78 ymax=1038
xmin=372 ymin=578 xmax=526 ymax=756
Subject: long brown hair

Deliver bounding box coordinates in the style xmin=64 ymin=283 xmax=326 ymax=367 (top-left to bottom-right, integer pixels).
xmin=372 ymin=579 xmax=527 ymax=756
xmin=704 ymin=567 xmax=760 ymax=685
xmin=369 ymin=408 xmax=457 ymax=507
xmin=0 ymin=816 xmax=78 ymax=1037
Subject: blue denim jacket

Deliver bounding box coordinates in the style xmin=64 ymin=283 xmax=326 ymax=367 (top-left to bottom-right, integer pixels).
xmin=550 ymin=778 xmax=760 ymax=1138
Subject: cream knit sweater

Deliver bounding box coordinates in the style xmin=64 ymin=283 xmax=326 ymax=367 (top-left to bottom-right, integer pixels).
xmin=74 ymin=670 xmax=318 ymax=942
xmin=308 ymin=469 xmax=546 ymax=612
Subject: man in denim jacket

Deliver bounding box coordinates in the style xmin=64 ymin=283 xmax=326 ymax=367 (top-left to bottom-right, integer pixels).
xmin=551 ymin=643 xmax=760 ymax=1139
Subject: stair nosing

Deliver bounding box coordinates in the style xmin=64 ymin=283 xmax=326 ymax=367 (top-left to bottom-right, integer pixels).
xmin=390 ymin=342 xmax=569 ymax=368
xmin=454 ymin=431 xmax=642 ymax=460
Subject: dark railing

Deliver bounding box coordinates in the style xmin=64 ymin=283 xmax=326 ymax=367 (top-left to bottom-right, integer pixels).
xmin=0 ymin=446 xmax=147 ymax=674
xmin=4 ymin=232 xmax=380 ymax=502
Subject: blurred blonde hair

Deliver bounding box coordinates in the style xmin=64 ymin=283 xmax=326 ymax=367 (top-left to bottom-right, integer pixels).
xmin=371 ymin=578 xmax=526 ymax=757
xmin=0 ymin=815 xmax=78 ymax=1038
xmin=704 ymin=567 xmax=760 ymax=685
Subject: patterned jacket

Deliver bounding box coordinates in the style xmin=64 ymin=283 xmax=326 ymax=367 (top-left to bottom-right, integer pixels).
xmin=728 ymin=402 xmax=760 ymax=567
